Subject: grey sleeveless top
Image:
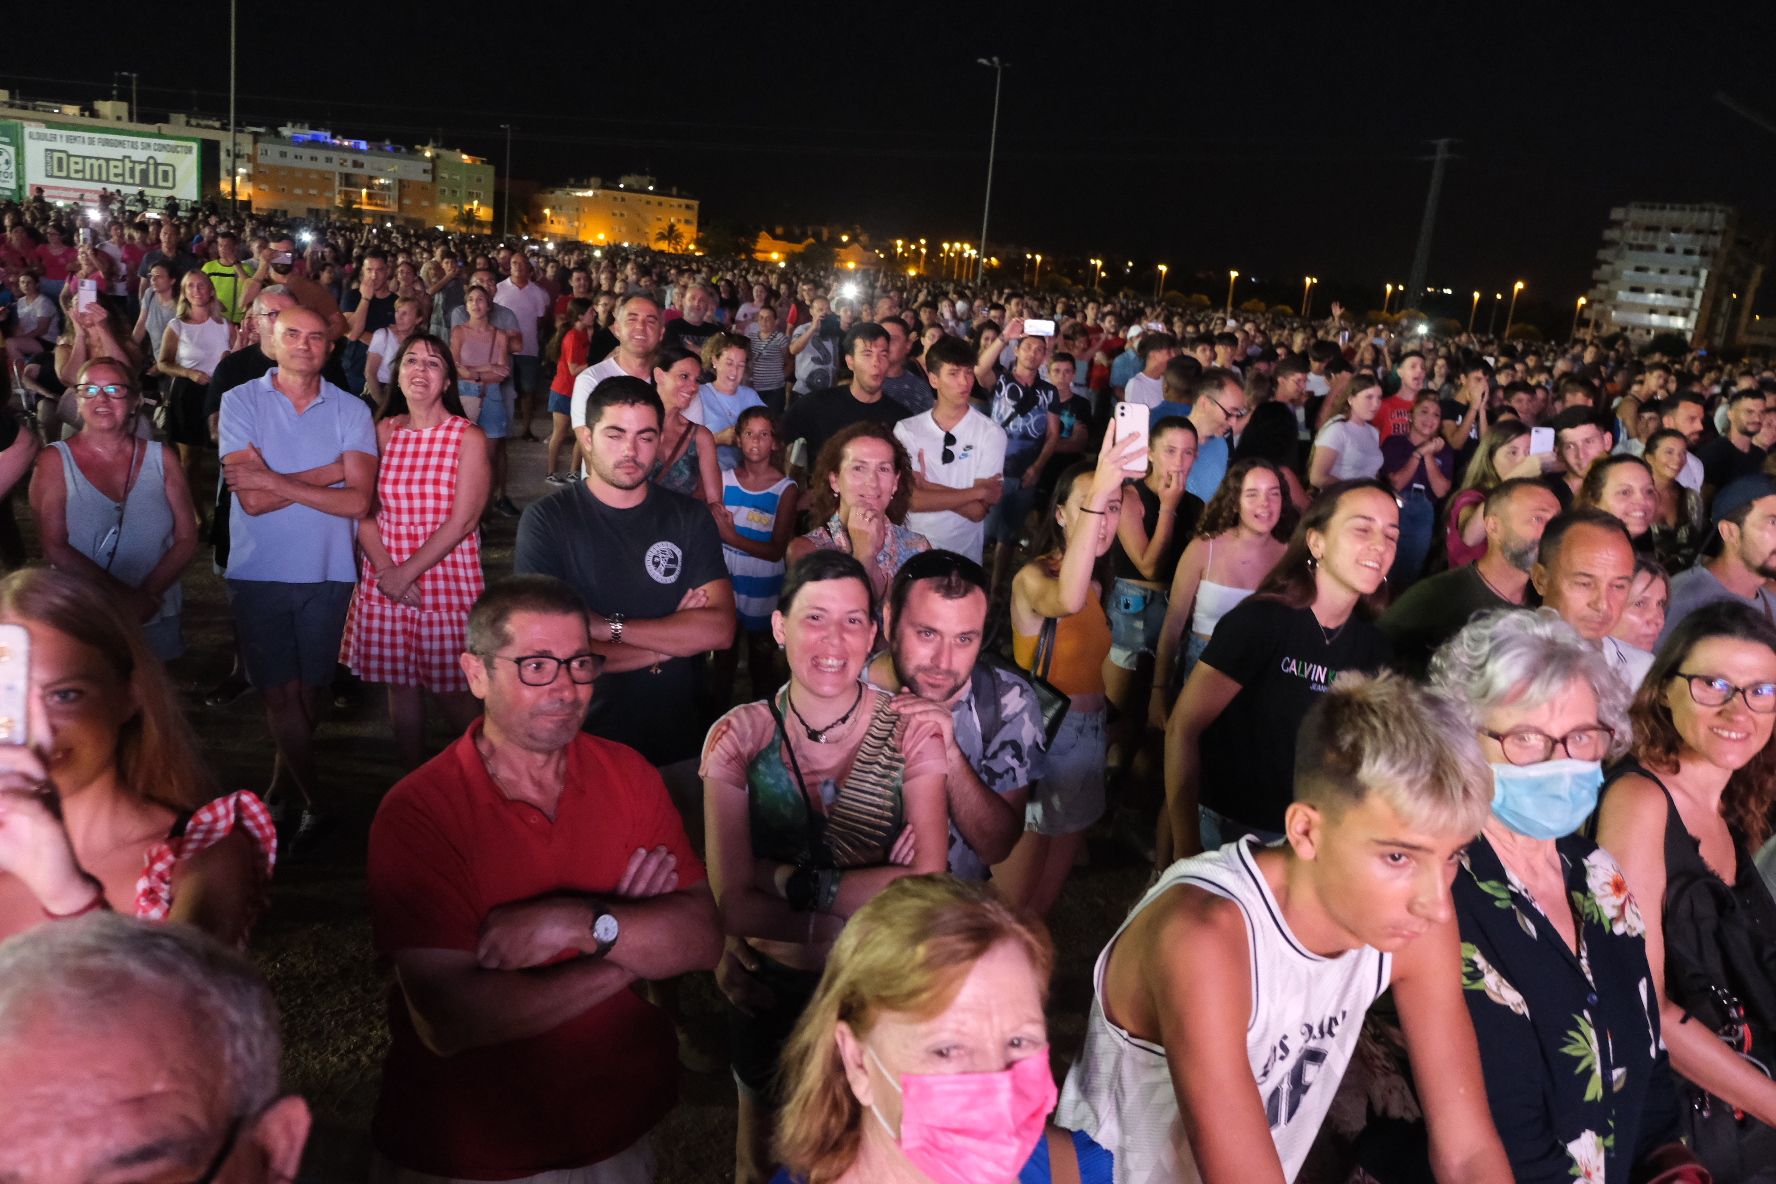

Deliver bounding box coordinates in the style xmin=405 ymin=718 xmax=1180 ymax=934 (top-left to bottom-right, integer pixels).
xmin=52 ymin=440 xmax=181 ymax=624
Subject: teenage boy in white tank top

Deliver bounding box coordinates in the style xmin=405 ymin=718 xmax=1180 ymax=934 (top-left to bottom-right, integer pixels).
xmin=1056 ymin=672 xmax=1514 ymax=1184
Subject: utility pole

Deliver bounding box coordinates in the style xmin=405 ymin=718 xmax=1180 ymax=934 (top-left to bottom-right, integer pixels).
xmin=974 ymin=57 xmax=1006 ymax=287
xmin=228 ymin=0 xmax=238 ymax=212
xmin=1405 ymin=138 xmax=1455 ymax=308
xmin=501 ymin=123 xmax=515 ymax=239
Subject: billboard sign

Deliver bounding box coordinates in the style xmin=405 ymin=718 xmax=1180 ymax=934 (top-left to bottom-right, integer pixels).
xmin=20 ymin=124 xmax=200 ymax=204
xmin=0 ymin=121 xmax=19 ymax=202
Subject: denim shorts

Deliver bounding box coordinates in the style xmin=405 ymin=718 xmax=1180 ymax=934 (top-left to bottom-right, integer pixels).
xmin=462 ymin=380 xmax=510 ymax=439
xmin=227 ymin=579 xmax=354 ymax=690
xmin=547 ymin=390 xmax=573 ymax=416
xmin=1107 ymin=577 xmax=1169 ymax=670
xmin=1026 ymin=707 xmax=1107 ymax=836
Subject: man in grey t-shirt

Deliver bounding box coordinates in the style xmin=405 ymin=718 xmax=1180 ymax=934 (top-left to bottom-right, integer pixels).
xmin=1660 ymin=474 xmax=1776 ymax=647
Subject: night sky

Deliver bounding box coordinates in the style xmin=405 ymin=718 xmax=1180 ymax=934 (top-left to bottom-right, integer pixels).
xmin=15 ymin=2 xmax=1776 ymax=326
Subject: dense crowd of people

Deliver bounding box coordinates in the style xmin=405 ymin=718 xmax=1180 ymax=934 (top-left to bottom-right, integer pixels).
xmin=8 ymin=189 xmax=1776 ymax=1184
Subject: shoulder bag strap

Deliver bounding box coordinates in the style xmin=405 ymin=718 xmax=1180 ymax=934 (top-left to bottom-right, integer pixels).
xmin=1045 ymin=1127 xmax=1082 ymax=1184
xmin=1034 ymin=615 xmax=1059 ymax=681
xmin=766 ymin=696 xmax=827 ymax=865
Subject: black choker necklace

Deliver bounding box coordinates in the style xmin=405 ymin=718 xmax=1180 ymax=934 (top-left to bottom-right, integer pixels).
xmin=787 ymin=684 xmax=864 ymax=742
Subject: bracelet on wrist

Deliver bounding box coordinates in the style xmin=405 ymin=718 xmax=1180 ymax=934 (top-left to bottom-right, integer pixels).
xmin=42 ymin=874 xmax=109 ymax=921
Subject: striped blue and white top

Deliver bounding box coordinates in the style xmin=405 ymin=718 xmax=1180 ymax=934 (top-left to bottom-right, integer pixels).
xmin=722 ymin=470 xmax=797 ymax=631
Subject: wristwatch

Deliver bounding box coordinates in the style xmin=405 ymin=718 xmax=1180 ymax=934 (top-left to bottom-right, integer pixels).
xmin=606 ymin=611 xmax=626 ymax=646
xmin=589 ymin=906 xmax=620 ymax=953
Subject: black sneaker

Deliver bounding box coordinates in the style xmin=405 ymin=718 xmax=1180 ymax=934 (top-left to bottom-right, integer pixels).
xmin=492 ymin=495 xmax=521 ymax=518
xmin=286 ymin=809 xmax=344 ymax=862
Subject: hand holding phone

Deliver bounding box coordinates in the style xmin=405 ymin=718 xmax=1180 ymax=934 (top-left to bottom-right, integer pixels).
xmin=1114 ymin=401 xmax=1151 ymax=476
xmin=1024 ymin=318 xmax=1055 ymax=337
xmin=1529 ymin=426 xmax=1555 ymax=455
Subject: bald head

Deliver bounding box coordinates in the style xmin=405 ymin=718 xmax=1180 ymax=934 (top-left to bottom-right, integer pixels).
xmin=271 ymin=305 xmax=329 ymax=378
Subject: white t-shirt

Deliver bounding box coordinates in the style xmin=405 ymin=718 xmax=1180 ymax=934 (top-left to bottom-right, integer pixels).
xmin=570 ymin=354 xmax=650 ymax=437
xmin=494 ymin=277 xmax=551 ymax=356
xmin=894 ymin=408 xmax=1008 ymax=563
xmin=367 ymin=326 xmax=405 ymax=386
xmin=1123 ymin=371 xmax=1165 ymax=410
xmin=1313 ymin=417 xmax=1384 ymax=481
xmin=168 ymin=316 xmax=231 ymax=376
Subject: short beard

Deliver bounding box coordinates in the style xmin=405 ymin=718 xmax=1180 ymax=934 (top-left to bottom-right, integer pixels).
xmin=1499 ymin=536 xmax=1539 ymax=574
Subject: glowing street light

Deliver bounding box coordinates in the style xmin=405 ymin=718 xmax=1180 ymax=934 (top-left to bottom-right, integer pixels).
xmin=1034 ymin=253 xmax=1043 ymax=285
xmin=1468 ymin=290 xmax=1481 ymax=333
xmin=1502 ymin=279 xmax=1525 ymax=340
xmin=1155 ymin=263 xmax=1168 ymax=299
xmin=1383 ymin=281 xmax=1394 ymax=315
xmin=1571 ymin=295 xmax=1588 ymax=340
xmin=1226 ymin=269 xmax=1240 ymax=314
xmin=1089 ymin=257 xmax=1103 ymax=288
xmin=1300 ymin=276 xmax=1317 ymax=319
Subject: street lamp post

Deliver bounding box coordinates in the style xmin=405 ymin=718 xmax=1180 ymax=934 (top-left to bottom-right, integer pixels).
xmin=1571 ymin=296 xmax=1587 ymax=341
xmin=919 ymin=238 xmax=927 ymax=273
xmin=1488 ymin=292 xmax=1503 ymax=337
xmin=1468 ymin=290 xmax=1481 ymax=334
xmin=1300 ymin=276 xmax=1316 ymax=318
xmin=1502 ymin=279 xmax=1525 ymax=341
xmin=1155 ymin=263 xmax=1168 ymax=300
xmin=1023 ymin=252 xmax=1032 ymax=284
xmin=228 ymin=0 xmax=237 ymax=212
xmin=1226 ymin=269 xmax=1239 ymax=314
xmin=500 ymin=123 xmax=515 ymax=239
xmin=1034 ymin=253 xmax=1042 ymax=286
xmin=1090 ymin=258 xmax=1103 ymax=289
xmin=975 ymin=57 xmax=1007 ymax=285
xmin=1383 ymin=282 xmax=1393 ymax=315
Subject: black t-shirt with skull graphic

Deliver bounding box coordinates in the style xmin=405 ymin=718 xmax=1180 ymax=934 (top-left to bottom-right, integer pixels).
xmin=515 ymin=480 xmax=728 ymax=765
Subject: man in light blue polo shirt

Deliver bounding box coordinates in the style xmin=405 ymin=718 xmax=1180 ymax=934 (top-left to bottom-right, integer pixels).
xmin=221 ymin=305 xmax=378 ymax=851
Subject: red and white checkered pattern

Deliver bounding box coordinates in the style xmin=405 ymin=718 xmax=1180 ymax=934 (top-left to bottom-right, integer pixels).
xmin=134 ymin=791 xmax=277 ymax=938
xmin=341 ymin=416 xmax=484 ymax=691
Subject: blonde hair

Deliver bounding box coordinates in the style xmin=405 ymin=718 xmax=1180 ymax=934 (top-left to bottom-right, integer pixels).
xmin=0 ymin=568 xmax=218 ymax=811
xmin=774 ymin=876 xmax=1054 ymax=1183
xmin=1295 ymin=670 xmax=1493 ymax=837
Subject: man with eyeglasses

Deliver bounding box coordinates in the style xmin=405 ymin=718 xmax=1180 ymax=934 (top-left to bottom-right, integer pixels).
xmin=1660 ymin=473 xmax=1776 ymax=648
xmin=894 ymin=334 xmax=1005 ymax=562
xmin=1183 ymin=367 xmax=1248 ymax=501
xmin=1531 ymin=509 xmax=1652 ymax=689
xmin=0 ymin=913 xmax=312 ymax=1184
xmin=368 ymin=574 xmax=720 ymax=1184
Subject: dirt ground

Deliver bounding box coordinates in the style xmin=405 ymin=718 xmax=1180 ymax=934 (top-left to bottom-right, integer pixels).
xmin=116 ymin=433 xmax=1154 ymax=1183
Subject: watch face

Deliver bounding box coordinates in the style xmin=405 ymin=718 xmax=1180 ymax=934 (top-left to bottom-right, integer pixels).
xmin=593 ymin=913 xmax=619 ymax=945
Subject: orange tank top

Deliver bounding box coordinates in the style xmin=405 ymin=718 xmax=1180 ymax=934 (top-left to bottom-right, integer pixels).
xmin=1013 ymin=593 xmax=1110 ymax=697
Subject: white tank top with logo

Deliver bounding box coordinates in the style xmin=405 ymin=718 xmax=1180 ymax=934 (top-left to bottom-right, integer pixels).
xmin=1055 ymin=838 xmax=1391 ymax=1184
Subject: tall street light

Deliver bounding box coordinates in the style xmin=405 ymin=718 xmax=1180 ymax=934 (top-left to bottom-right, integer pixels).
xmin=1023 ymin=252 xmax=1032 ymax=284
xmin=1033 ymin=253 xmax=1043 ymax=286
xmin=1487 ymin=292 xmax=1503 ymax=336
xmin=500 ymin=123 xmax=515 ymax=238
xmin=1226 ymin=269 xmax=1239 ymax=314
xmin=1090 ymin=258 xmax=1103 ymax=289
xmin=1468 ymin=290 xmax=1481 ymax=333
xmin=1571 ymin=295 xmax=1588 ymax=341
xmin=1383 ymin=282 xmax=1394 ymax=315
xmin=1155 ymin=263 xmax=1168 ymax=300
xmin=1502 ymin=279 xmax=1525 ymax=340
xmin=975 ymin=57 xmax=1007 ymax=285
xmin=1300 ymin=276 xmax=1316 ymax=318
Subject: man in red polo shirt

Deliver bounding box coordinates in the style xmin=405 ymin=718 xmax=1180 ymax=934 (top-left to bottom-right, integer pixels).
xmin=368 ymin=575 xmax=722 ymax=1183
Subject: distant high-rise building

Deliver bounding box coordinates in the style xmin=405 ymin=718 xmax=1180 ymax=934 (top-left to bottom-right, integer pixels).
xmin=1587 ymin=202 xmax=1770 ymax=348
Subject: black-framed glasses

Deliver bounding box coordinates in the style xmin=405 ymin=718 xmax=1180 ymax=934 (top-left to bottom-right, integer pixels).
xmin=185 ymin=1113 xmax=246 ymax=1184
xmin=941 ymin=430 xmax=958 ymax=464
xmin=73 ymin=383 xmax=132 ymax=401
xmin=1481 ymin=725 xmax=1616 ymax=765
xmin=480 ymin=652 xmax=602 ymax=686
xmin=1672 ymin=672 xmax=1776 ymax=714
xmin=1206 ymin=393 xmax=1250 ymax=421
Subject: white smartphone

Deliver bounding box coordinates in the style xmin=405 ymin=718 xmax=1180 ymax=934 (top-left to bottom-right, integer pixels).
xmin=1529 ymin=426 xmax=1555 ymax=455
xmin=1114 ymin=401 xmax=1150 ymax=476
xmin=1024 ymin=318 xmax=1055 ymax=337
xmin=76 ymin=279 xmax=99 ymax=313
xmin=0 ymin=623 xmax=30 ymax=746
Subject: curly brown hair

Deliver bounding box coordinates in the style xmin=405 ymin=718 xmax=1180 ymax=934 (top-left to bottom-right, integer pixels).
xmin=804 ymin=421 xmax=914 ymax=526
xmin=1196 ymin=457 xmax=1297 ymax=541
xmin=1630 ymin=600 xmax=1776 ymax=846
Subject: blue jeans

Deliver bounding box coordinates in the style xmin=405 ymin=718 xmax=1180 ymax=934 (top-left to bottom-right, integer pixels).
xmin=1389 ymin=485 xmax=1435 ymax=589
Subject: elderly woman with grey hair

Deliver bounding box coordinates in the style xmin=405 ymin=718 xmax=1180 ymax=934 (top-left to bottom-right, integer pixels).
xmin=0 ymin=912 xmax=311 ymax=1181
xmin=1354 ymin=608 xmax=1692 ymax=1183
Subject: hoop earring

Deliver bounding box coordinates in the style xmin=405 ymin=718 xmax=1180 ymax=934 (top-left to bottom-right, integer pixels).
xmin=1306 ymin=555 xmax=1318 ymax=572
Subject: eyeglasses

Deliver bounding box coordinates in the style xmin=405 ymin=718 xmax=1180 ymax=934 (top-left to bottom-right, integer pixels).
xmin=1672 ymin=672 xmax=1776 ymax=714
xmin=182 ymin=1113 xmax=246 ymax=1184
xmin=941 ymin=430 xmax=958 ymax=464
xmin=479 ymin=652 xmax=601 ymax=686
xmin=1206 ymin=394 xmax=1250 ymax=421
xmin=73 ymin=383 xmax=132 ymax=401
xmin=1481 ymin=725 xmax=1616 ymax=765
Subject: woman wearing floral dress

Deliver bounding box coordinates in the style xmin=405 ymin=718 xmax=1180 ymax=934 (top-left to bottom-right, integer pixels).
xmin=341 ymin=332 xmax=489 ymax=771
xmin=1350 ymin=607 xmax=1684 ymax=1183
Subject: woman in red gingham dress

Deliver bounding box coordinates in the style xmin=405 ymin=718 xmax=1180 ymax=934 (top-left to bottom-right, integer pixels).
xmin=341 ymin=332 xmax=490 ymax=769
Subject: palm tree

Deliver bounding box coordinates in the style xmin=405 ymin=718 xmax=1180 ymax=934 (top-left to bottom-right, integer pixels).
xmin=451 ymin=205 xmax=479 ymax=232
xmin=654 ymin=220 xmax=686 ymax=252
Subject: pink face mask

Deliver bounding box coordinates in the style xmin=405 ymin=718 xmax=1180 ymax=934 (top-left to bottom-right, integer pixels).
xmin=867 ymin=1043 xmax=1057 ymax=1184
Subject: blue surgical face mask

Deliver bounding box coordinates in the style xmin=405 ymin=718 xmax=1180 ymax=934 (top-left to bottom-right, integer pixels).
xmin=1488 ymin=758 xmax=1605 ymax=840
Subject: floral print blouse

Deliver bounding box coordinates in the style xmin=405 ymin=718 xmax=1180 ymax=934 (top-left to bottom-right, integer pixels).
xmin=1454 ymin=833 xmax=1680 ymax=1183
